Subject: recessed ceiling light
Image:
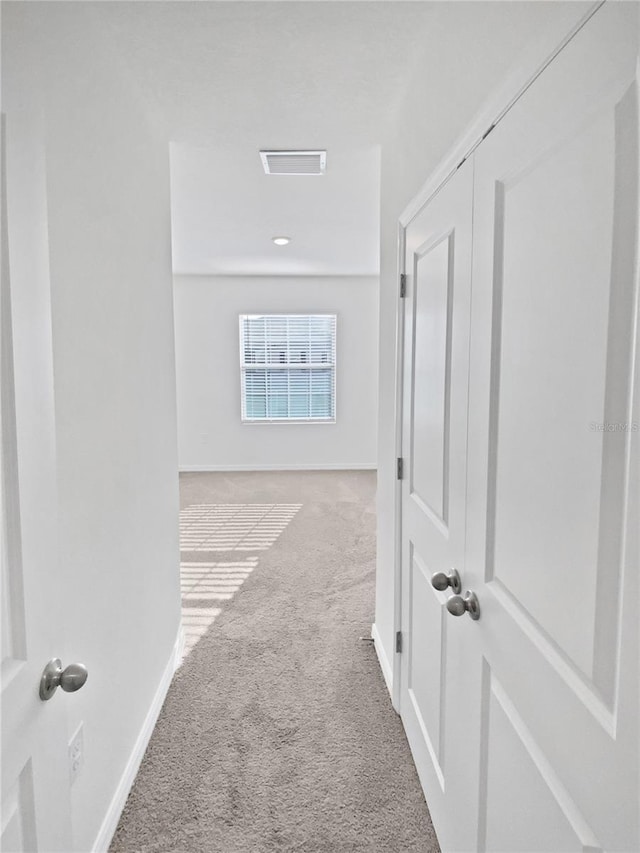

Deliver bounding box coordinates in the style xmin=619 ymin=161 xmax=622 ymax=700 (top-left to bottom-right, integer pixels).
xmin=272 ymin=236 xmax=291 ymax=246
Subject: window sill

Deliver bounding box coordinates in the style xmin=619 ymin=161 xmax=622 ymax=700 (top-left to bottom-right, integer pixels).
xmin=241 ymin=418 xmax=336 ymax=425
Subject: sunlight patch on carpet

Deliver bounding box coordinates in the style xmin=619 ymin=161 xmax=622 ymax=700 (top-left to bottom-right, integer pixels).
xmin=179 ymin=503 xmax=302 ymax=551
xmin=178 ymin=504 xmax=301 ymax=660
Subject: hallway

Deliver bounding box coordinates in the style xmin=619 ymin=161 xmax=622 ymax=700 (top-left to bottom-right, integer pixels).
xmin=110 ymin=471 xmax=439 ymax=852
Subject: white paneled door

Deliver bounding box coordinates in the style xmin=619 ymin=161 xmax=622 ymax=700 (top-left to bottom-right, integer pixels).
xmin=400 ymin=159 xmax=478 ymax=852
xmin=400 ymin=4 xmax=639 ymax=851
xmin=1 ymin=112 xmax=73 ymax=851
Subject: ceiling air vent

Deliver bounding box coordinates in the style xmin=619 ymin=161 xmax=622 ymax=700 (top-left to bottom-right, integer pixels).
xmin=260 ymin=150 xmax=326 ymax=176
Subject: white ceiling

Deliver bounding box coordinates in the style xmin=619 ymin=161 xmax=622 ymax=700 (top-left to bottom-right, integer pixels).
xmin=128 ymin=2 xmax=434 ymax=277
xmin=170 ymin=143 xmax=380 ymax=275
xmin=60 ymin=1 xmax=575 ymax=277
xmin=108 ymin=2 xmax=436 ymax=147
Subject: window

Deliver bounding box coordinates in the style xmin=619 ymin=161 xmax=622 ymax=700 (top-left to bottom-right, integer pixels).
xmin=239 ymin=314 xmax=336 ymax=422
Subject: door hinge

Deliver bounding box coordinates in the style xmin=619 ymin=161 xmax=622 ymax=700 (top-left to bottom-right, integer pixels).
xmin=396 ymin=457 xmax=404 ymax=480
xmin=400 ymin=273 xmax=407 ymax=298
xmin=395 ymin=631 xmax=403 ymax=654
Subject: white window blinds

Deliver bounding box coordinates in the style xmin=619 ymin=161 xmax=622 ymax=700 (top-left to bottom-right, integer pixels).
xmin=239 ymin=314 xmax=337 ymax=422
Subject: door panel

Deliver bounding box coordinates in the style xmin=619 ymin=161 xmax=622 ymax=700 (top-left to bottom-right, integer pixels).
xmin=1 ymin=764 xmax=37 ymax=853
xmin=410 ymin=234 xmax=453 ymax=525
xmin=491 ymin=109 xmax=614 ymax=680
xmin=488 ymin=93 xmax=635 ymax=700
xmin=408 ymin=547 xmax=447 ymax=781
xmin=400 ymin=160 xmax=476 ymax=852
xmin=467 ymin=3 xmax=639 ymax=850
xmin=480 ymin=674 xmax=595 ymax=853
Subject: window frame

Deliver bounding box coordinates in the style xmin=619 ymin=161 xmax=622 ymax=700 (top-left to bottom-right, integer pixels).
xmin=238 ymin=313 xmax=337 ymax=425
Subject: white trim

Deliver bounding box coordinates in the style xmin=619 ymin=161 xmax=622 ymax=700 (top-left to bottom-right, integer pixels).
xmin=179 ymin=463 xmax=377 ymax=472
xmin=240 ymin=418 xmax=337 ymax=426
xmin=399 ymin=1 xmax=604 ymax=228
xmin=371 ymin=623 xmax=394 ymax=701
xmin=173 ymin=272 xmax=379 ymax=280
xmin=174 ymin=623 xmax=186 ymax=669
xmin=91 ymin=624 xmax=182 ymax=853
xmin=391 ymin=221 xmax=406 ymax=715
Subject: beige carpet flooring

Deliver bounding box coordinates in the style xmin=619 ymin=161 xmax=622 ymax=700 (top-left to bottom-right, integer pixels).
xmin=110 ymin=470 xmax=439 ymax=852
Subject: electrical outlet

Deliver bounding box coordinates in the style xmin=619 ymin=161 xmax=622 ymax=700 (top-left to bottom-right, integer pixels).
xmin=68 ymin=723 xmax=84 ymax=785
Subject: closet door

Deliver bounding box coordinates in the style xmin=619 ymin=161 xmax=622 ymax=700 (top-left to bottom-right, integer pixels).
xmin=1 ymin=113 xmax=73 ymax=852
xmin=466 ymin=3 xmax=639 ymax=850
xmin=399 ymin=159 xmax=479 ymax=852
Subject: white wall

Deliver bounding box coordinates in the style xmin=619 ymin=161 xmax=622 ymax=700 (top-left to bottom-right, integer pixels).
xmin=174 ymin=275 xmax=378 ymax=470
xmin=374 ymin=0 xmax=594 ymax=696
xmin=2 ymin=5 xmax=181 ymax=851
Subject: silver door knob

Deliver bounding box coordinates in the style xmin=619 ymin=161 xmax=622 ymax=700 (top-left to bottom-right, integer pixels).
xmin=446 ymin=591 xmax=480 ymax=621
xmin=430 ymin=569 xmax=461 ymax=594
xmin=39 ymin=659 xmax=88 ymax=701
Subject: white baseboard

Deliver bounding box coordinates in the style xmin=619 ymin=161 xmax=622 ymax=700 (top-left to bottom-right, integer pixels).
xmin=92 ymin=623 xmax=182 ymax=853
xmin=179 ymin=462 xmax=377 ymax=472
xmin=174 ymin=623 xmax=186 ymax=669
xmin=371 ymin=622 xmax=394 ymax=700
